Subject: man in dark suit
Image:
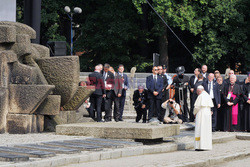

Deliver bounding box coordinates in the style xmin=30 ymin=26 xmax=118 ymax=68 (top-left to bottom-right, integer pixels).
xmin=133 ymin=85 xmax=148 ymax=123
xmin=146 ymin=66 xmax=163 ymax=121
xmin=158 ymin=65 xmax=169 ymax=122
xmin=193 ymin=73 xmax=204 ymax=103
xmin=201 ymin=65 xmax=209 ymax=79
xmin=88 ymin=65 xmax=106 ymax=122
xmin=102 ymin=63 xmax=115 ymax=121
xmin=203 ymin=73 xmax=221 ymax=132
xmin=117 ymin=64 xmax=129 ymax=121
xmin=109 ymin=66 xmax=122 ymax=122
xmin=188 ymin=68 xmax=201 ymax=122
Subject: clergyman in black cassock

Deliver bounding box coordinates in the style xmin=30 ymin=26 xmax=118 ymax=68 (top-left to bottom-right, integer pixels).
xmin=222 ymin=75 xmax=241 ymax=131
xmin=216 ymin=76 xmax=225 ymax=131
xmin=242 ymin=73 xmax=250 ymax=131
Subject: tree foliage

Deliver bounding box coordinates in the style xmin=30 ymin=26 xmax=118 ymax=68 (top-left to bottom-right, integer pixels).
xmin=133 ymin=0 xmax=249 ymax=72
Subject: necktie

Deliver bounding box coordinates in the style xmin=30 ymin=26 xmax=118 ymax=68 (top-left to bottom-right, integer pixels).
xmin=208 ymin=82 xmax=211 ymax=93
xmin=154 ymin=76 xmax=157 ymax=89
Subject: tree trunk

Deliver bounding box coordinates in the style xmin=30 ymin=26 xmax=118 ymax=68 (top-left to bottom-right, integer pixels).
xmin=159 ymin=25 xmax=169 ymax=72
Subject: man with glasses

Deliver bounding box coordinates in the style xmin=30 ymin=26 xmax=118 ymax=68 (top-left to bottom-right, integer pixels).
xmin=146 ymin=66 xmax=163 ymax=122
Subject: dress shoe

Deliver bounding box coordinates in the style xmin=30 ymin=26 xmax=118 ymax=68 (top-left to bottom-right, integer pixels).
xmin=97 ymin=120 xmax=105 ymax=123
xmin=118 ymin=118 xmax=123 ymax=121
xmin=115 ymin=119 xmax=119 ymax=122
xmin=142 ymin=121 xmax=146 ymax=123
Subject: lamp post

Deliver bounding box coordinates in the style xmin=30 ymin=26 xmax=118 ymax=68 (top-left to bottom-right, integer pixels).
xmin=64 ymin=6 xmax=82 ymax=55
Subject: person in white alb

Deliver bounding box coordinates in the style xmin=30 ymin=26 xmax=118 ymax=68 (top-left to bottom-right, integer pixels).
xmin=194 ymin=85 xmax=214 ymax=151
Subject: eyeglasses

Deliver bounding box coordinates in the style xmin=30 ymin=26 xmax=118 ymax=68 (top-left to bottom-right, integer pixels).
xmin=158 ymin=69 xmax=162 ymax=70
xmin=154 ymin=69 xmax=158 ymax=71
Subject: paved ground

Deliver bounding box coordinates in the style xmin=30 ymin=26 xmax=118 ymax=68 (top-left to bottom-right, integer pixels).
xmin=212 ymin=157 xmax=250 ymax=167
xmin=63 ymin=140 xmax=250 ymax=167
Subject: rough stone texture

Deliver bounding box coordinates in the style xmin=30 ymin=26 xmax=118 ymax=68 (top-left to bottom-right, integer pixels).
xmin=0 ymin=88 xmax=8 ymax=133
xmin=32 ymin=44 xmax=50 ymax=59
xmin=7 ymin=114 xmax=44 ymax=134
xmin=35 ymin=95 xmax=61 ymax=115
xmin=44 ymin=111 xmax=77 ymax=132
xmin=62 ymin=86 xmax=95 ymax=111
xmin=0 ymin=22 xmax=91 ymax=134
xmin=0 ymin=21 xmax=36 ymax=39
xmin=56 ymin=123 xmax=180 ymax=139
xmin=236 ymin=134 xmax=250 ymax=140
xmin=37 ymin=56 xmax=80 ymax=106
xmin=9 ymin=84 xmax=55 ymax=114
xmin=0 ymin=25 xmax=16 ymax=43
xmin=10 ymin=62 xmax=37 ymax=84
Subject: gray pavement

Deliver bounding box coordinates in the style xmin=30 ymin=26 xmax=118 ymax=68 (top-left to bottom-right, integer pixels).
xmin=63 ymin=140 xmax=250 ymax=167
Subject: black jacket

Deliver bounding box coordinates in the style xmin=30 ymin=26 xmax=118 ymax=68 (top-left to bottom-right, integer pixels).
xmin=133 ymin=89 xmax=148 ymax=108
xmin=88 ymin=71 xmax=106 ymax=96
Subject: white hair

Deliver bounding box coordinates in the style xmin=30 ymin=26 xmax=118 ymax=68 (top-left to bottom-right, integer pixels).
xmin=197 ymin=85 xmax=204 ymax=90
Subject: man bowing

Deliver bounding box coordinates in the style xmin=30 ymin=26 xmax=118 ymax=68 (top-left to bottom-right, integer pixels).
xmin=194 ymin=85 xmax=214 ymax=151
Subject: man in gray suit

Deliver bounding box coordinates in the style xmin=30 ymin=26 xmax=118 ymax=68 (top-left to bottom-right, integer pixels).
xmin=109 ymin=67 xmax=122 ymax=122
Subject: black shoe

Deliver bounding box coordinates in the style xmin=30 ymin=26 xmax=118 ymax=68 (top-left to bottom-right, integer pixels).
xmin=142 ymin=121 xmax=146 ymax=123
xmin=118 ymin=118 xmax=123 ymax=121
xmin=97 ymin=120 xmax=105 ymax=122
xmin=115 ymin=119 xmax=119 ymax=122
xmin=212 ymin=129 xmax=216 ymax=132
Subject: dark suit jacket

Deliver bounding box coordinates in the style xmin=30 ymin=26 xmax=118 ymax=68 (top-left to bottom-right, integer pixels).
xmin=113 ymin=72 xmax=122 ymax=96
xmin=222 ymin=83 xmax=241 ymax=105
xmin=146 ymin=75 xmax=163 ymax=99
xmin=88 ymin=71 xmax=106 ymax=96
xmin=118 ymin=72 xmax=129 ymax=96
xmin=188 ymin=75 xmax=198 ymax=91
xmin=133 ymin=89 xmax=148 ymax=107
xmin=102 ymin=71 xmax=114 ymax=98
xmin=203 ymin=80 xmax=221 ymax=106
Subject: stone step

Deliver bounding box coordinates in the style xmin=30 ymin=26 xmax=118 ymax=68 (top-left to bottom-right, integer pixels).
xmin=15 ymin=144 xmax=81 ymax=154
xmin=0 ymin=152 xmax=29 ymax=162
xmin=85 ymin=138 xmax=143 ymax=146
xmin=63 ymin=140 xmax=124 ymax=149
xmin=56 ymin=122 xmax=180 ymax=140
xmin=0 ymin=146 xmax=55 ymax=158
xmin=42 ymin=141 xmax=103 ymax=151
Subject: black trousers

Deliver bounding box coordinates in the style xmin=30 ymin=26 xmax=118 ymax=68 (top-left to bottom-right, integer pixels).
xmin=135 ymin=107 xmax=147 ymax=122
xmin=89 ymin=94 xmax=103 ymax=121
xmin=175 ymin=89 xmax=189 ymax=122
xmin=211 ymin=98 xmax=217 ymax=131
xmin=105 ymin=91 xmax=120 ymax=120
xmin=148 ymin=98 xmax=161 ymax=120
xmin=119 ymin=95 xmax=126 ymax=119
xmin=189 ymin=93 xmax=195 ymax=122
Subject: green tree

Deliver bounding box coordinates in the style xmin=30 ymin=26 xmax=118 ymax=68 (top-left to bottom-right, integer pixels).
xmin=133 ymin=0 xmax=249 ymax=72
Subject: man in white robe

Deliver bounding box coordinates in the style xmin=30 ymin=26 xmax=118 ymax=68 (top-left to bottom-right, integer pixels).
xmin=194 ymin=85 xmax=214 ymax=151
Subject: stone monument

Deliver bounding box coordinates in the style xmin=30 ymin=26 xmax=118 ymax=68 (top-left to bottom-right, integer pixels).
xmin=0 ymin=22 xmax=94 ymax=134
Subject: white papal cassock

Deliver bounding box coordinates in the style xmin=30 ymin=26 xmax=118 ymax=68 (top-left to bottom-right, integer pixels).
xmin=194 ymin=91 xmax=214 ymax=150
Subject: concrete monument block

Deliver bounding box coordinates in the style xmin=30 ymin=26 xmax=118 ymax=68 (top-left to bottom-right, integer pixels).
xmin=7 ymin=114 xmax=44 ymax=134
xmin=9 ymin=84 xmax=55 ymax=114
xmin=37 ymin=56 xmax=80 ymax=106
xmin=10 ymin=62 xmax=37 ymax=84
xmin=62 ymin=86 xmax=95 ymax=111
xmin=0 ymin=25 xmax=16 ymax=43
xmin=35 ymin=95 xmax=61 ymax=115
xmin=0 ymin=22 xmax=92 ymax=134
xmin=32 ymin=43 xmax=50 ymax=58
xmin=56 ymin=122 xmax=180 ymax=139
xmin=0 ymin=21 xmax=36 ymax=39
xmin=0 ymin=88 xmax=8 ymax=133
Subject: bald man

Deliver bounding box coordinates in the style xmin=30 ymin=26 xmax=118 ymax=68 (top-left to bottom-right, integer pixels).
xmin=201 ymin=65 xmax=209 ymax=79
xmin=88 ymin=65 xmax=106 ymax=122
xmin=202 ymin=73 xmax=221 ymax=132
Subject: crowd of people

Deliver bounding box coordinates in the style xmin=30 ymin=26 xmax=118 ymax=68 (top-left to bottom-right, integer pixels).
xmin=87 ymin=63 xmax=250 ymax=132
